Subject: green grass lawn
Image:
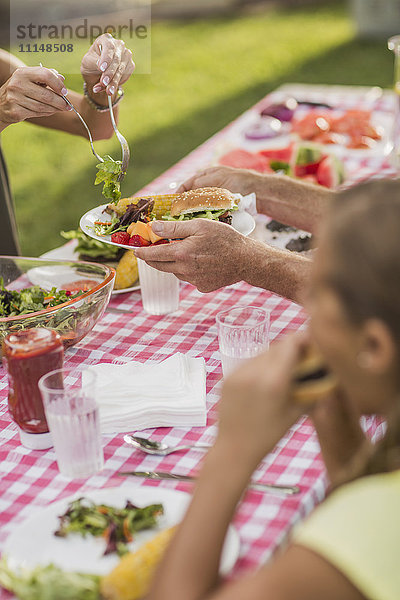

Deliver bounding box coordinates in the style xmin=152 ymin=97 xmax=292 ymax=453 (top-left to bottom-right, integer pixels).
xmin=1 ymin=1 xmax=394 ymax=256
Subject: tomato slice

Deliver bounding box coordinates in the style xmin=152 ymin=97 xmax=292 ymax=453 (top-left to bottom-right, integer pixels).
xmin=61 ymin=279 xmax=97 ymax=293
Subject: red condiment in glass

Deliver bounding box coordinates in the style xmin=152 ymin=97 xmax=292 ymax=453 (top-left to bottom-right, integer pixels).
xmin=3 ymin=328 xmax=64 ymax=449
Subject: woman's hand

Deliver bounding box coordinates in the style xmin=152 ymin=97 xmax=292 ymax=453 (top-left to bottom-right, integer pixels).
xmin=177 ymin=166 xmax=260 ymax=196
xmin=0 ymin=66 xmax=69 ymax=129
xmin=80 ymin=33 xmax=135 ymax=96
xmin=216 ymin=335 xmax=305 ymax=469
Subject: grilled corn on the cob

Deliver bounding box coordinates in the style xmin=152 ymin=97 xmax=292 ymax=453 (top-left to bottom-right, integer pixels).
xmin=114 ymin=250 xmax=138 ymax=290
xmin=111 ymin=194 xmax=178 ymax=219
xmin=100 ymin=526 xmax=176 ymax=600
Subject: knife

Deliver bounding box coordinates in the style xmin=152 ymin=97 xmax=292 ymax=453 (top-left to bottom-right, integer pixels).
xmin=106 ymin=306 xmax=135 ymax=314
xmin=117 ymin=471 xmax=300 ymax=495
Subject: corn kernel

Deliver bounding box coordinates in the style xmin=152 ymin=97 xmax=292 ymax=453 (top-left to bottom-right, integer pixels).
xmin=100 ymin=526 xmax=176 ymax=600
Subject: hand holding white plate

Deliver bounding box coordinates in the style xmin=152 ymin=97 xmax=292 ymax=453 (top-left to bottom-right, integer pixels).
xmin=80 ymin=202 xmax=256 ymax=251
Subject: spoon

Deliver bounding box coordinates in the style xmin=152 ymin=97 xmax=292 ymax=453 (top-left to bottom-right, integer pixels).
xmin=124 ymin=434 xmax=212 ymax=456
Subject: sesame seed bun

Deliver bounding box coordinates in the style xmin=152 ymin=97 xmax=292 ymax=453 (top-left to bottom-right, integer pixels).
xmin=170 ymin=187 xmax=237 ymax=217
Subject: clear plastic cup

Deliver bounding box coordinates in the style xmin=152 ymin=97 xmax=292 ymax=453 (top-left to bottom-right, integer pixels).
xmin=38 ymin=369 xmax=103 ymax=478
xmin=216 ymin=306 xmax=270 ymax=377
xmin=137 ymin=258 xmax=180 ymax=315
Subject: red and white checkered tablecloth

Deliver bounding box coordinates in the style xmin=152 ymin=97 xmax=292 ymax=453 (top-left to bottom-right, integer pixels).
xmin=0 ymin=84 xmax=394 ymax=592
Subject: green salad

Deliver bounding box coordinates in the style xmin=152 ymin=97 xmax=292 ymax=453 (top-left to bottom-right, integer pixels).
xmin=94 ymin=155 xmax=122 ymax=204
xmin=61 ymin=229 xmax=122 ymax=261
xmin=55 ymin=497 xmax=164 ymax=557
xmin=0 ymin=279 xmax=82 ymax=318
xmin=0 ymin=557 xmax=100 ymax=600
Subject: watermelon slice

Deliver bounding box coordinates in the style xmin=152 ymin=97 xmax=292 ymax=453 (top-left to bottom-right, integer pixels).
xmin=316 ymin=155 xmax=345 ymax=188
xmin=258 ymin=143 xmax=295 ymax=162
xmin=218 ymin=149 xmax=272 ymax=172
xmin=291 ymin=143 xmax=324 ymax=177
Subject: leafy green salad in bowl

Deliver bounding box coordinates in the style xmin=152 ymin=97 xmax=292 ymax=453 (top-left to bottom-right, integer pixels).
xmin=0 ymin=256 xmax=115 ymax=351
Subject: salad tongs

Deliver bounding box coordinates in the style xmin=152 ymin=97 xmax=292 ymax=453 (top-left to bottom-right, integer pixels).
xmin=108 ymin=95 xmax=130 ymax=182
xmin=39 ymin=62 xmax=104 ymax=164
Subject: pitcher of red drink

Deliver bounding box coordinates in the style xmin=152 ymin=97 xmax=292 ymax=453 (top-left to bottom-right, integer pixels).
xmin=3 ymin=328 xmax=64 ymax=449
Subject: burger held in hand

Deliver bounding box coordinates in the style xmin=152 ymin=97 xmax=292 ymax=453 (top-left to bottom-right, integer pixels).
xmin=164 ymin=187 xmax=238 ymax=225
xmin=108 ymin=188 xmax=239 ymax=247
xmin=291 ymin=345 xmax=337 ymax=406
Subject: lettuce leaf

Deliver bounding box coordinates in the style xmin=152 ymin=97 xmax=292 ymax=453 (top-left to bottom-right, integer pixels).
xmin=61 ymin=230 xmax=120 ymax=260
xmin=162 ymin=206 xmax=238 ymax=221
xmin=94 ymin=155 xmax=122 ymax=204
xmin=0 ymin=557 xmax=100 ymax=600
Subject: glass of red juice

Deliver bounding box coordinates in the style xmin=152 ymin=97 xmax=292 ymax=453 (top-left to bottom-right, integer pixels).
xmin=3 ymin=328 xmax=64 ymax=449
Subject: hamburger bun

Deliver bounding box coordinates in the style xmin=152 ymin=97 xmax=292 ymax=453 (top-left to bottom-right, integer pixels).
xmin=291 ymin=345 xmax=337 ymax=405
xmin=170 ymin=187 xmax=237 ymax=217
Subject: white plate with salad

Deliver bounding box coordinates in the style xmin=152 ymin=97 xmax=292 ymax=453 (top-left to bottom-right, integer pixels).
xmin=79 ymin=203 xmax=256 ymax=250
xmin=41 ymin=242 xmax=140 ymax=295
xmin=3 ymin=486 xmax=240 ymax=576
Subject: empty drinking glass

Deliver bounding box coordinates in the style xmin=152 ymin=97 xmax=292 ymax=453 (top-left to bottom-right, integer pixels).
xmin=216 ymin=306 xmax=270 ymax=377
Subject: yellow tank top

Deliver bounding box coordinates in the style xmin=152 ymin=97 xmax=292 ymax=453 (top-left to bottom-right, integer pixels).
xmin=293 ymin=469 xmax=400 ymax=600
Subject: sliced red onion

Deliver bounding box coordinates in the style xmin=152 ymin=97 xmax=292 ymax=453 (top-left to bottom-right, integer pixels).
xmin=244 ymin=117 xmax=286 ymax=140
xmin=260 ymin=97 xmax=297 ymax=122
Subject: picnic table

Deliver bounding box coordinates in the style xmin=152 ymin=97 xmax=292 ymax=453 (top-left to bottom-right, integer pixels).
xmin=0 ymin=84 xmax=394 ymax=590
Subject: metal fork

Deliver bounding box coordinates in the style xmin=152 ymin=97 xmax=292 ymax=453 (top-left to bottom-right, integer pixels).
xmin=39 ymin=63 xmax=103 ymax=163
xmin=108 ymin=95 xmax=130 ymax=181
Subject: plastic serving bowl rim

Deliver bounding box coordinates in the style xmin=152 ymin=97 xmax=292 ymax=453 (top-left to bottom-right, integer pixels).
xmin=0 ymin=255 xmax=115 ymax=323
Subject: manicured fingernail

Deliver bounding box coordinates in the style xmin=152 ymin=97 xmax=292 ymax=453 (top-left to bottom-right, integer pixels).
xmin=92 ymin=84 xmax=102 ymax=93
xmin=67 ymin=106 xmax=73 ymax=111
xmin=100 ymin=62 xmax=108 ymax=72
xmin=61 ymin=87 xmax=68 ymax=96
xmin=108 ymin=85 xmax=115 ymax=95
xmin=151 ymin=222 xmax=164 ymax=234
xmin=103 ymin=75 xmax=110 ymax=86
xmin=51 ymin=68 xmax=64 ymax=80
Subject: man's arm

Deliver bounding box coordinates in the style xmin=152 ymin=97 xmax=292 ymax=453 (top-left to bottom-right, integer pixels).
xmin=134 ymin=219 xmax=311 ymax=304
xmin=242 ymin=235 xmax=311 ymax=304
xmin=177 ymin=166 xmax=335 ymax=234
xmin=253 ymin=173 xmax=334 ymax=234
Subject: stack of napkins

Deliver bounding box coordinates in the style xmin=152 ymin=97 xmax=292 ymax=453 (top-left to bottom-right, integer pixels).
xmin=84 ymin=353 xmax=207 ymax=433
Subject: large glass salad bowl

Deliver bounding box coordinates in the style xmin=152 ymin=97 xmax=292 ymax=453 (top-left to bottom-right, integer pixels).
xmin=0 ymin=256 xmax=115 ymax=351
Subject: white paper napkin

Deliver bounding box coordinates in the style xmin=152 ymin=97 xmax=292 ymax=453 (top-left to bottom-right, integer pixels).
xmin=84 ymin=353 xmax=207 ymax=433
xmin=233 ymin=192 xmax=258 ymax=217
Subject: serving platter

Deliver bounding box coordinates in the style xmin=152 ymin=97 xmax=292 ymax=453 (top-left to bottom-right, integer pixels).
xmin=215 ymin=101 xmax=394 ymax=158
xmin=4 ymin=486 xmax=240 ymax=576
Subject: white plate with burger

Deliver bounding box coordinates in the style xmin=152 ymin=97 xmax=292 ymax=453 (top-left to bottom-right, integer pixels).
xmin=79 ymin=188 xmax=256 ymax=250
